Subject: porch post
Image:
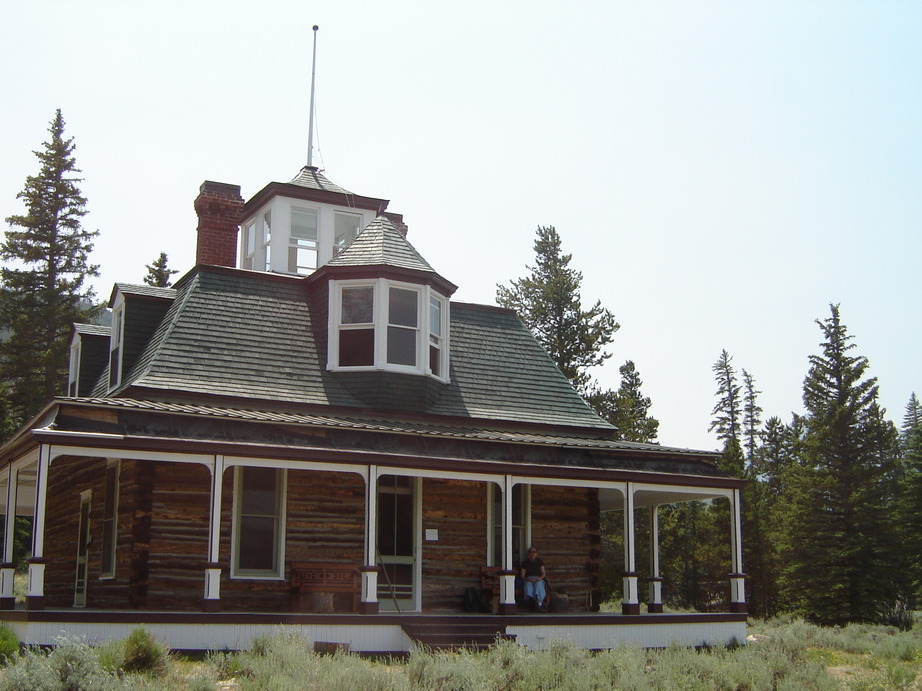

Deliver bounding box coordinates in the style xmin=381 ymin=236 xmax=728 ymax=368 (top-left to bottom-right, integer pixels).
xmin=728 ymin=488 xmax=747 ymax=613
xmin=27 ymin=445 xmax=50 ymax=610
xmin=360 ymin=465 xmax=379 ymax=614
xmin=498 ymin=475 xmax=517 ymax=615
xmin=621 ymin=482 xmax=640 ymax=615
xmin=0 ymin=464 xmax=17 ymax=609
xmin=647 ymin=504 xmax=664 ymax=613
xmin=203 ymin=455 xmax=224 ymax=611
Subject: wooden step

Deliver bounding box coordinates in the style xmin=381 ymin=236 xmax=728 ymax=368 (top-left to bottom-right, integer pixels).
xmin=401 ymin=622 xmax=515 ymax=651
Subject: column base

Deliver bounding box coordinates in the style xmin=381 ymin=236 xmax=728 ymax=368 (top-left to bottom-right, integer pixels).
xmin=621 ymin=602 xmax=641 ymax=615
xmin=647 ymin=603 xmax=663 ymax=613
xmin=0 ymin=597 xmax=14 ymax=611
xmin=359 ymin=601 xmax=380 ymax=614
xmin=729 ymin=602 xmax=748 ymax=614
xmin=203 ymin=599 xmax=221 ymax=612
xmin=498 ymin=602 xmax=517 ymax=615
xmin=26 ymin=595 xmax=45 ymax=611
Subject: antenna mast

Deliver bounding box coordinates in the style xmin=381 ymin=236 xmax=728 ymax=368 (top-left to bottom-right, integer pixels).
xmin=307 ymin=25 xmax=319 ymax=168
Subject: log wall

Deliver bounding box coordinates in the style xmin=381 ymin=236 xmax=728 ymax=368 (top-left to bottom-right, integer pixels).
xmin=420 ymin=478 xmax=488 ymax=611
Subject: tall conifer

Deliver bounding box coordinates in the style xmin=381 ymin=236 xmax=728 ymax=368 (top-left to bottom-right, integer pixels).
xmin=0 ymin=110 xmax=100 ymax=425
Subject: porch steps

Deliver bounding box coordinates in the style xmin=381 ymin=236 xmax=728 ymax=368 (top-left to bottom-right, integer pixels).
xmin=401 ymin=622 xmax=515 ymax=651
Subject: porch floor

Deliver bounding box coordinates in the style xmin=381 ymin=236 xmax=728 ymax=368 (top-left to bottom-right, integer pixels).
xmin=0 ymin=608 xmax=748 ymax=652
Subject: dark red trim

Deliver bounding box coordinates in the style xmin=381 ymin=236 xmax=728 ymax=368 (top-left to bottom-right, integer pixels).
xmin=0 ymin=609 xmax=748 ymax=626
xmin=646 ymin=577 xmax=664 ymax=583
xmin=26 ymin=596 xmax=45 ymax=611
xmin=498 ymin=603 xmax=518 ymax=615
xmin=499 ymin=570 xmax=518 ymax=577
xmin=729 ymin=602 xmax=748 ymax=614
xmin=727 ymin=573 xmax=748 ymax=579
xmin=622 ymin=571 xmax=639 ymax=578
xmin=243 ymin=182 xmax=389 ymax=216
xmin=359 ymin=565 xmax=380 ymax=573
xmin=621 ymin=603 xmax=641 ymax=615
xmin=358 ymin=602 xmax=380 ymax=615
xmin=647 ymin=603 xmax=664 ymax=613
xmin=34 ymin=433 xmax=744 ymax=489
xmin=27 ymin=557 xmax=49 ymax=565
xmin=0 ymin=598 xmax=14 ymax=611
xmin=203 ymin=599 xmax=221 ymax=613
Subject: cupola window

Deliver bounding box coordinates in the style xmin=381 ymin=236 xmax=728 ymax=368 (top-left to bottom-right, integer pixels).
xmin=329 ymin=279 xmax=449 ymax=381
xmin=289 ymin=206 xmax=319 ymax=272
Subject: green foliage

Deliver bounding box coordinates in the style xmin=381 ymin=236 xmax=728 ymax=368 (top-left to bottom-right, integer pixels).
xmin=120 ymin=627 xmax=170 ymax=676
xmin=0 ymin=110 xmax=100 ymax=425
xmin=0 ymin=624 xmax=19 ymax=662
xmin=709 ymin=349 xmax=742 ymax=446
xmin=586 ymin=360 xmax=659 ymax=442
xmin=143 ymin=251 xmax=178 ymax=288
xmin=741 ymin=369 xmax=762 ymax=461
xmin=496 ymin=226 xmax=619 ymax=393
xmin=780 ymin=304 xmax=901 ymax=626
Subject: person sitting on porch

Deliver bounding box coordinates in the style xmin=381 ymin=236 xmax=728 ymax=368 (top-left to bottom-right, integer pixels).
xmin=520 ymin=546 xmax=548 ymax=612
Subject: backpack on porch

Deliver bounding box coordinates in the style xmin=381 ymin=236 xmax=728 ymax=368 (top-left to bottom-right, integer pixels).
xmin=463 ymin=586 xmax=489 ymax=613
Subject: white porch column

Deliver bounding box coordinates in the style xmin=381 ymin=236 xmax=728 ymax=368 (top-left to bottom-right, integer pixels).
xmin=203 ymin=455 xmax=224 ymax=611
xmin=360 ymin=465 xmax=380 ymax=614
xmin=498 ymin=475 xmax=517 ymax=614
xmin=728 ymin=488 xmax=747 ymax=613
xmin=621 ymin=482 xmax=640 ymax=615
xmin=647 ymin=504 xmax=664 ymax=613
xmin=0 ymin=463 xmax=17 ymax=609
xmin=27 ymin=445 xmax=51 ymax=610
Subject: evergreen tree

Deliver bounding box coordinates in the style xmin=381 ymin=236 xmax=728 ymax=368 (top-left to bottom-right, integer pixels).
xmin=586 ymin=360 xmax=659 ymax=442
xmin=741 ymin=369 xmax=763 ymax=463
xmin=709 ymin=350 xmax=742 ymax=447
xmin=497 ymin=226 xmax=619 ymax=392
xmin=0 ymin=110 xmax=100 ymax=424
xmin=780 ymin=304 xmax=900 ymax=625
xmin=898 ymin=393 xmax=922 ymax=605
xmin=143 ymin=251 xmax=178 ymax=288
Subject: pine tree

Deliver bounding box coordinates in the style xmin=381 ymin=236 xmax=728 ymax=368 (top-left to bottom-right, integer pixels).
xmin=143 ymin=251 xmax=178 ymax=288
xmin=709 ymin=350 xmax=742 ymax=447
xmin=586 ymin=360 xmax=659 ymax=443
xmin=0 ymin=110 xmax=100 ymax=424
xmin=780 ymin=304 xmax=900 ymax=625
xmin=898 ymin=393 xmax=922 ymax=605
xmin=497 ymin=226 xmax=619 ymax=393
xmin=741 ymin=369 xmax=762 ymax=463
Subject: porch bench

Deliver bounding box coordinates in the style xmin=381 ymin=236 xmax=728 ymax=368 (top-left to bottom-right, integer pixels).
xmin=290 ymin=562 xmax=361 ymax=613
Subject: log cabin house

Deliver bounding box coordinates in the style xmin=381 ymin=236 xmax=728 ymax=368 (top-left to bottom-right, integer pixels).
xmin=0 ymin=169 xmax=747 ymax=652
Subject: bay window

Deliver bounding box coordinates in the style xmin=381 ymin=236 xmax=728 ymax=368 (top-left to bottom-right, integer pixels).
xmin=329 ymin=279 xmax=449 ymax=380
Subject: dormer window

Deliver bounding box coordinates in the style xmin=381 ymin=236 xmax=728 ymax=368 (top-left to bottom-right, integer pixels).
xmin=108 ymin=305 xmax=125 ymax=389
xmin=329 ymin=279 xmax=449 ymax=381
xmin=68 ymin=340 xmax=81 ymax=396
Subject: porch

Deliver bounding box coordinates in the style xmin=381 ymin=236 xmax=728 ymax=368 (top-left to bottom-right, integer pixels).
xmin=0 ymin=608 xmax=749 ymax=653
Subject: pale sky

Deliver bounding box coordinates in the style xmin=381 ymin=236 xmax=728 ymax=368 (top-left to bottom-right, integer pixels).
xmin=1 ymin=1 xmax=919 ymax=451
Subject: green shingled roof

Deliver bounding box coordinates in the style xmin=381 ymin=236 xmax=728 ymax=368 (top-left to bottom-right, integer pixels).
xmin=327 ymin=216 xmax=438 ymax=274
xmin=113 ymin=267 xmax=613 ymax=431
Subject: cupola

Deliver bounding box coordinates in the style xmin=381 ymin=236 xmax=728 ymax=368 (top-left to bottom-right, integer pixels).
xmin=238 ymin=167 xmax=405 ymax=275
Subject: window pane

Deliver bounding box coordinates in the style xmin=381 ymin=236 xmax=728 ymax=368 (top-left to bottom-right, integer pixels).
xmin=389 ymin=288 xmax=418 ymax=327
xmin=241 ymin=467 xmax=278 ymax=515
xmin=104 ymin=465 xmax=118 ymax=520
xmin=340 ymin=328 xmax=375 ymax=366
xmin=429 ymin=296 xmax=442 ymax=337
xmin=387 ymin=326 xmax=416 ymax=366
xmin=238 ymin=516 xmax=276 ymax=570
xmin=288 ymin=244 xmax=318 ymax=273
xmin=342 ymin=287 xmax=374 ymax=324
xmin=334 ymin=213 xmax=362 ymax=252
xmin=429 ymin=344 xmax=440 ymax=377
xmin=291 ymin=207 xmax=318 ymax=240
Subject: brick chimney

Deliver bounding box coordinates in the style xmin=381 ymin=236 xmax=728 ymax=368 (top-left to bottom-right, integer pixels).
xmin=194 ymin=181 xmax=244 ymax=268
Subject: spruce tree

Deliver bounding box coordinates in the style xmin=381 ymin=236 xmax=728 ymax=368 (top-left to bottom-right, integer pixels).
xmin=709 ymin=350 xmax=742 ymax=447
xmin=898 ymin=393 xmax=922 ymax=605
xmin=741 ymin=369 xmax=763 ymax=463
xmin=0 ymin=110 xmax=100 ymax=424
xmin=143 ymin=251 xmax=178 ymax=288
xmin=781 ymin=304 xmax=900 ymax=625
xmin=497 ymin=226 xmax=619 ymax=393
xmin=586 ymin=360 xmax=659 ymax=442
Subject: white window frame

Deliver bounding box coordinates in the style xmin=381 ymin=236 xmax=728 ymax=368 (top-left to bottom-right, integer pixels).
xmin=100 ymin=459 xmax=120 ymax=579
xmin=231 ymin=466 xmax=287 ymax=580
xmin=289 ymin=205 xmax=320 ymax=274
xmin=328 ymin=278 xmax=449 ymax=382
xmin=68 ymin=338 xmax=81 ymax=397
xmin=108 ymin=303 xmax=125 ymax=390
xmin=486 ymin=483 xmax=531 ymax=568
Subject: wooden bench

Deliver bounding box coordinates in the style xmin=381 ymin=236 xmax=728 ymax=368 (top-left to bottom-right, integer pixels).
xmin=290 ymin=562 xmax=361 ymax=612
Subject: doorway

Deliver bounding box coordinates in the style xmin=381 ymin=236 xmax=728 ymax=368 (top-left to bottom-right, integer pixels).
xmin=376 ymin=475 xmax=419 ymax=611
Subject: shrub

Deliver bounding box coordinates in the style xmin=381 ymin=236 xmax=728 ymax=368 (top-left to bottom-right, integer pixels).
xmin=121 ymin=627 xmax=169 ymax=676
xmin=0 ymin=624 xmax=19 ymax=662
